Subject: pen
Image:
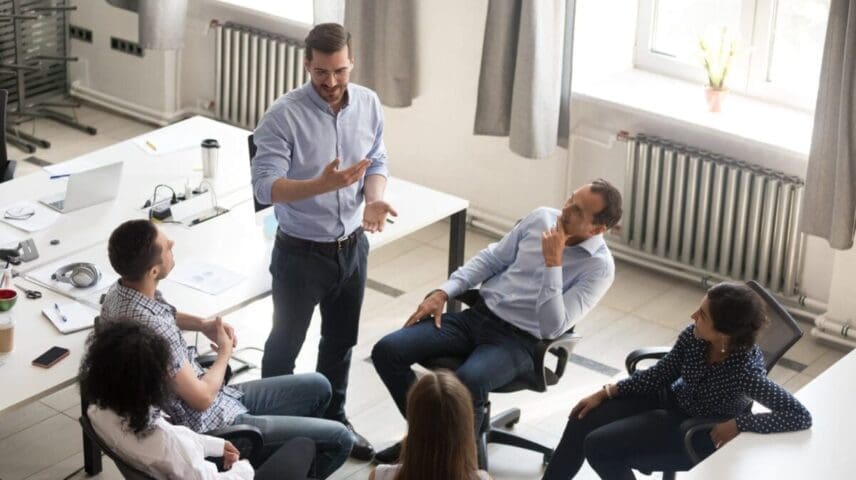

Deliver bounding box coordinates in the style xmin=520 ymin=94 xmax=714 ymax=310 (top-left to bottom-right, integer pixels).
xmin=386 ymin=218 xmax=395 ymax=224
xmin=49 ymin=174 xmax=71 ymax=180
xmin=146 ymin=140 xmax=157 ymax=151
xmin=54 ymin=303 xmax=68 ymax=323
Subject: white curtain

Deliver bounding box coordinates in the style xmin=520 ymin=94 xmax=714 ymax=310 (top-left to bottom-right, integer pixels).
xmin=473 ymin=0 xmax=574 ymax=159
xmin=800 ymin=0 xmax=856 ymax=249
xmin=344 ymin=0 xmax=417 ymax=107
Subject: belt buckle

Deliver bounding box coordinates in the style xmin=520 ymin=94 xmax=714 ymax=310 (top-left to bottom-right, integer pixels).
xmin=336 ymin=237 xmax=346 ymax=250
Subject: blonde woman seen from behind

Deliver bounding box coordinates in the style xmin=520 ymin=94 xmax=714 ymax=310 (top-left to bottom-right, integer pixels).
xmin=370 ymin=370 xmax=491 ymax=480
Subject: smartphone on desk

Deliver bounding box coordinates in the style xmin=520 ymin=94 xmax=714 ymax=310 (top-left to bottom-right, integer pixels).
xmin=32 ymin=346 xmax=70 ymax=368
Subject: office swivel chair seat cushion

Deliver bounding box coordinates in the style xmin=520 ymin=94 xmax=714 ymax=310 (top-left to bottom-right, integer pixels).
xmin=421 ymin=355 xmax=547 ymax=393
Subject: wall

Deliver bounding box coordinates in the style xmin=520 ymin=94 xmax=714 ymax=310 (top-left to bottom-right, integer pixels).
xmin=68 ymin=0 xmax=180 ymax=123
xmin=68 ymin=0 xmax=840 ymax=304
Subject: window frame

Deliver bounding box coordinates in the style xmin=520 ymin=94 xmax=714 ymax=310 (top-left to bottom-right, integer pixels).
xmin=634 ymin=0 xmax=826 ymax=112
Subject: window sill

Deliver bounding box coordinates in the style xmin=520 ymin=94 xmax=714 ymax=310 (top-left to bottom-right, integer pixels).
xmin=572 ymin=69 xmax=814 ymax=158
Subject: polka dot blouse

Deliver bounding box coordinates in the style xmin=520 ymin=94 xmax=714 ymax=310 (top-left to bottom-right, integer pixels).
xmin=616 ymin=325 xmax=812 ymax=433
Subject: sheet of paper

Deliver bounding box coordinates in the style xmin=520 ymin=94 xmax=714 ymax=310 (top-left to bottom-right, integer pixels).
xmin=43 ymin=158 xmax=96 ymax=177
xmin=0 ymin=201 xmax=60 ymax=232
xmin=25 ymin=259 xmax=119 ymax=300
xmin=132 ymin=127 xmax=203 ymax=156
xmin=169 ymin=260 xmax=245 ymax=295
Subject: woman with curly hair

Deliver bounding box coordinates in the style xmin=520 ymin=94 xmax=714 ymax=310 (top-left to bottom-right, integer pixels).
xmin=79 ymin=320 xmax=314 ymax=479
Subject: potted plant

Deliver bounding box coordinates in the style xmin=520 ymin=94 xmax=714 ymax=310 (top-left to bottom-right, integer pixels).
xmin=699 ymin=28 xmax=737 ymax=112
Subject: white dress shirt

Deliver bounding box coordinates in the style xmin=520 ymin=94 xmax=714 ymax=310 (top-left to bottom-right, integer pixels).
xmin=88 ymin=405 xmax=254 ymax=480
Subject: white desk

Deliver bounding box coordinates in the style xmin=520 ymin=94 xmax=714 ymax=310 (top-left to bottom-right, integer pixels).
xmin=0 ymin=116 xmax=469 ymax=473
xmin=689 ymin=348 xmax=856 ymax=479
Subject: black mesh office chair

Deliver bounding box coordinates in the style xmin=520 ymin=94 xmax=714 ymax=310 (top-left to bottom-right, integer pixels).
xmin=0 ymin=89 xmax=18 ymax=182
xmin=420 ymin=289 xmax=581 ymax=470
xmin=248 ymin=134 xmax=269 ymax=212
xmin=624 ymin=280 xmax=803 ymax=479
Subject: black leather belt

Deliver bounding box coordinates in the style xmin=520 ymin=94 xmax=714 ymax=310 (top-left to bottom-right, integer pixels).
xmin=276 ymin=228 xmax=362 ymax=255
xmin=471 ymin=297 xmax=539 ymax=342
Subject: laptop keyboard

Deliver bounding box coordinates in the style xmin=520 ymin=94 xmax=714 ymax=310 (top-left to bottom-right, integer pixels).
xmin=48 ymin=199 xmax=64 ymax=211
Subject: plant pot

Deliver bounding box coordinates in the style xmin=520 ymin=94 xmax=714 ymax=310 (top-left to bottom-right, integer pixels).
xmin=705 ymin=87 xmax=727 ymax=113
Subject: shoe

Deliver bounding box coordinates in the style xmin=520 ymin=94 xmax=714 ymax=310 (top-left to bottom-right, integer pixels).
xmin=342 ymin=419 xmax=375 ymax=461
xmin=373 ymin=441 xmax=401 ymax=464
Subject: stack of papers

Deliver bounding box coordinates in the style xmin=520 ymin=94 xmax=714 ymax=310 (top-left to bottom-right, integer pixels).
xmin=169 ymin=260 xmax=245 ymax=295
xmin=42 ymin=301 xmax=99 ymax=334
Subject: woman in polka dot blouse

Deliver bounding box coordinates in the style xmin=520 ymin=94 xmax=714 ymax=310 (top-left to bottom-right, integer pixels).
xmin=542 ymin=282 xmax=812 ymax=480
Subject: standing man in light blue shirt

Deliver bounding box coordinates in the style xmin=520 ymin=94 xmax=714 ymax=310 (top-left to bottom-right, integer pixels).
xmin=371 ymin=179 xmax=622 ymax=463
xmin=251 ymin=23 xmax=396 ymax=461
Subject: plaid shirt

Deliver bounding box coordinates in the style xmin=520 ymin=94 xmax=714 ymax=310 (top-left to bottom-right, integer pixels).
xmin=100 ymin=282 xmax=247 ymax=433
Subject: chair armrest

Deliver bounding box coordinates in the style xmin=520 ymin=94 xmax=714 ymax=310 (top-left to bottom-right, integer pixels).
xmin=533 ymin=331 xmax=581 ymax=390
xmin=205 ymin=424 xmax=265 ymax=467
xmin=197 ymin=354 xmax=233 ymax=385
xmin=679 ymin=417 xmax=725 ymax=465
xmin=625 ymin=347 xmax=670 ymax=374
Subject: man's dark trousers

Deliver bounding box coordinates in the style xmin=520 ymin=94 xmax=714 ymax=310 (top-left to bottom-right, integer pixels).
xmin=262 ymin=229 xmax=368 ymax=421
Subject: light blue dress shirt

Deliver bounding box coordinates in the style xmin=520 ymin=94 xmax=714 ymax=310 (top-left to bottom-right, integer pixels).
xmin=252 ymin=82 xmax=389 ymax=242
xmin=440 ymin=207 xmax=615 ymax=340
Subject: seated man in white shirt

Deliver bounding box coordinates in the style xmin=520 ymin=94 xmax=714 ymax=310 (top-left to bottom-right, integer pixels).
xmin=80 ymin=319 xmax=315 ymax=480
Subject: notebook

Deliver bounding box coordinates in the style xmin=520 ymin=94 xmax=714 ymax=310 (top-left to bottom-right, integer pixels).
xmin=42 ymin=301 xmax=98 ymax=334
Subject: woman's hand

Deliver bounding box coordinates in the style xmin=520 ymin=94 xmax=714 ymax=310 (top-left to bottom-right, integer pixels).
xmin=571 ymin=388 xmax=609 ymax=419
xmin=710 ymin=419 xmax=739 ymax=448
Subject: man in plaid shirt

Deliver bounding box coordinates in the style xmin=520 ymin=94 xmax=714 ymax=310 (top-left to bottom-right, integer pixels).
xmin=99 ymin=219 xmax=353 ymax=479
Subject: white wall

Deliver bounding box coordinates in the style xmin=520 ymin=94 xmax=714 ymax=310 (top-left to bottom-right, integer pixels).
xmin=68 ymin=0 xmax=840 ymax=304
xmin=69 ymin=0 xmax=180 ymax=123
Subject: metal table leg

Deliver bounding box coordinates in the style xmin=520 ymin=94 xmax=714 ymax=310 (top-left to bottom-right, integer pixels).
xmin=447 ymin=209 xmax=467 ymax=313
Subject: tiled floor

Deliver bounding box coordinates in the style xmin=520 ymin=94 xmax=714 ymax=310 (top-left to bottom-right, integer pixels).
xmin=0 ymin=107 xmax=850 ymax=480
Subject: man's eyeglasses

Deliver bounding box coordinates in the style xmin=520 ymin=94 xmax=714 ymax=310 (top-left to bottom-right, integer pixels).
xmin=309 ymin=64 xmax=353 ymax=81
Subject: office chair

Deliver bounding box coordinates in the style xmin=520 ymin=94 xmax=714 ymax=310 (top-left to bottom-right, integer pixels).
xmin=0 ymin=89 xmax=18 ymax=182
xmin=420 ymin=289 xmax=581 ymax=470
xmin=624 ymin=280 xmax=803 ymax=480
xmin=79 ymin=413 xmax=156 ymax=480
xmin=248 ymin=133 xmax=270 ymax=212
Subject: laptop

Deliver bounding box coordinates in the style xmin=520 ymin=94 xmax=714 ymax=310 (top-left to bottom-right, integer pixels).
xmin=39 ymin=162 xmax=124 ymax=213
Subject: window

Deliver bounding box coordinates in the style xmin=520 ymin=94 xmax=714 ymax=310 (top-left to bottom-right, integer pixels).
xmin=216 ymin=0 xmax=314 ymax=25
xmin=635 ymin=0 xmax=830 ymax=111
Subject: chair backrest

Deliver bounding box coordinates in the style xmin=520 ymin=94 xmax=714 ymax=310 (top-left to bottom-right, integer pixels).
xmin=746 ymin=280 xmax=803 ymax=372
xmin=79 ymin=413 xmax=156 ymax=480
xmin=247 ymin=134 xmax=270 ymax=213
xmin=0 ymin=89 xmax=11 ymax=183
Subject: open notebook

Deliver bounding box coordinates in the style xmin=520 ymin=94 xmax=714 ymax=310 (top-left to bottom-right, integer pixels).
xmin=42 ymin=301 xmax=99 ymax=334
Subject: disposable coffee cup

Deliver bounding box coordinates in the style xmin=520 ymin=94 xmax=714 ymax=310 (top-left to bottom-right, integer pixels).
xmin=0 ymin=313 xmax=13 ymax=354
xmin=201 ymin=139 xmax=220 ymax=179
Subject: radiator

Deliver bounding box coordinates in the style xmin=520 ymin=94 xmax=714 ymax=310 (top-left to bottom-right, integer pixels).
xmin=213 ymin=22 xmax=307 ymax=129
xmin=617 ymin=134 xmax=805 ymax=297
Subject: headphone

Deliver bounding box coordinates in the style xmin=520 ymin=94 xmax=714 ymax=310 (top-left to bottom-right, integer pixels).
xmin=52 ymin=262 xmax=101 ymax=288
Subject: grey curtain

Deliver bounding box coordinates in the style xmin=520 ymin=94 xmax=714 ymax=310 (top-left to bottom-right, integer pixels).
xmin=106 ymin=0 xmax=188 ymax=50
xmin=473 ymin=0 xmax=574 ymax=159
xmin=801 ymin=0 xmax=856 ymax=249
xmin=344 ymin=0 xmax=416 ymax=107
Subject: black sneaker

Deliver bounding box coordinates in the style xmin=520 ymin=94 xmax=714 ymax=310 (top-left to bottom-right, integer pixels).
xmin=373 ymin=441 xmax=401 ymax=464
xmin=342 ymin=419 xmax=375 ymax=461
